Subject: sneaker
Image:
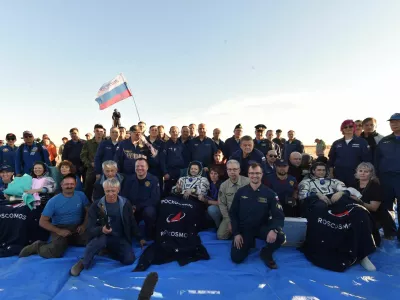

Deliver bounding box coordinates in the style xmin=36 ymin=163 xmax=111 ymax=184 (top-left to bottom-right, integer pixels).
xmin=19 ymin=240 xmax=42 ymax=257
xmin=260 ymin=247 xmax=278 ymax=269
xmin=138 ymin=272 xmax=158 ymax=300
xmin=360 ymin=257 xmax=376 ymax=271
xmin=70 ymin=259 xmax=84 ymax=277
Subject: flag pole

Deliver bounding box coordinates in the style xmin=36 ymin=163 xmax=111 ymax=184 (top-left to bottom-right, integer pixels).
xmin=122 ymin=73 xmax=141 ymax=121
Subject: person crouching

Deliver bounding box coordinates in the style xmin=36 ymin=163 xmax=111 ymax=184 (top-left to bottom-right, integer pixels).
xmin=70 ymin=178 xmax=145 ymax=276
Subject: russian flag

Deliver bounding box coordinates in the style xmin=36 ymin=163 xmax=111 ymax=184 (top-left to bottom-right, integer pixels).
xmin=95 ymin=73 xmax=132 ymax=110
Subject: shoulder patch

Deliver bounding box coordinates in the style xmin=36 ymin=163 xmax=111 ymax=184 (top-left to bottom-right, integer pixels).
xmin=276 ymin=202 xmax=283 ymax=210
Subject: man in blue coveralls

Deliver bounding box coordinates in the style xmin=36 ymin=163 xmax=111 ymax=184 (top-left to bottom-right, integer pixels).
xmin=0 ymin=133 xmax=18 ymax=167
xmin=375 ymin=113 xmax=400 ymax=240
xmin=15 ymin=130 xmax=50 ymax=176
xmin=224 ymin=124 xmax=243 ymax=159
xmin=121 ymin=158 xmax=160 ymax=239
xmin=229 ymin=163 xmax=286 ymax=269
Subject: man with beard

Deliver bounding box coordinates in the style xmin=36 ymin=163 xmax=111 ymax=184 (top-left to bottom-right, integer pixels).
xmin=265 ymin=159 xmax=298 ymax=217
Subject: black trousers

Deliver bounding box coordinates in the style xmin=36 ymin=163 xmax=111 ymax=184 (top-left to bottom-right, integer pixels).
xmin=231 ymin=225 xmax=286 ymax=264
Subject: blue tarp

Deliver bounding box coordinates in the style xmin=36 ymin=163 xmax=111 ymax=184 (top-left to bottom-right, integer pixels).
xmin=0 ymin=231 xmax=399 ymax=299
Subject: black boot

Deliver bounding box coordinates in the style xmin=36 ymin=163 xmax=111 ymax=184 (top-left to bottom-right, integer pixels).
xmin=260 ymin=247 xmax=278 ymax=269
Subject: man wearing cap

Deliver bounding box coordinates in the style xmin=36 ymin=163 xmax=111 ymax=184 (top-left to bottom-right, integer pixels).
xmin=85 ymin=133 xmax=92 ymax=141
xmin=230 ymin=136 xmax=267 ymax=177
xmin=114 ymin=125 xmax=159 ymax=176
xmin=15 ymin=131 xmax=50 ymax=176
xmin=265 ymin=159 xmax=299 ymax=217
xmin=62 ymin=128 xmax=86 ymax=179
xmin=225 ymin=124 xmax=243 ymax=159
xmin=0 ymin=134 xmax=18 ymax=167
xmin=375 ymin=113 xmax=400 ymax=240
xmin=253 ymin=124 xmax=269 ymax=155
xmin=273 ymin=129 xmax=286 ymax=153
xmin=80 ymin=124 xmax=105 ymax=200
xmin=0 ymin=165 xmax=14 ymax=200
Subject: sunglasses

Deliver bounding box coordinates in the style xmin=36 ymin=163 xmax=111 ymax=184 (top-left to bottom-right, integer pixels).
xmin=23 ymin=135 xmax=33 ymax=138
xmin=269 ymin=155 xmax=278 ymax=158
xmin=343 ymin=126 xmax=353 ymax=129
xmin=6 ymin=138 xmax=16 ymax=141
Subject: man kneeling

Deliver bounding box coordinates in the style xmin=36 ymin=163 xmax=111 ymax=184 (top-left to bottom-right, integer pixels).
xmin=70 ymin=178 xmax=145 ymax=276
xmin=230 ymin=163 xmax=286 ymax=269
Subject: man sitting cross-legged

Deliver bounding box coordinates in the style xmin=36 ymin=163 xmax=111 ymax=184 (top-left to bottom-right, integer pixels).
xmin=70 ymin=178 xmax=145 ymax=276
xmin=19 ymin=174 xmax=89 ymax=258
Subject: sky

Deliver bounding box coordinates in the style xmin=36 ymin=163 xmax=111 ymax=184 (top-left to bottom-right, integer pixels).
xmin=1 ymin=0 xmax=399 ymax=145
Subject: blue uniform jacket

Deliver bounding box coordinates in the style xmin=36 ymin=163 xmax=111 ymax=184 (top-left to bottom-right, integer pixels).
xmin=161 ymin=139 xmax=187 ymax=175
xmin=230 ymin=148 xmax=267 ymax=176
xmin=328 ymin=136 xmax=371 ymax=170
xmin=114 ymin=139 xmax=159 ymax=175
xmin=283 ymin=139 xmax=304 ymax=161
xmin=94 ymin=139 xmax=120 ymax=175
xmin=15 ymin=143 xmax=50 ymax=175
xmin=147 ymin=138 xmax=164 ymax=177
xmin=375 ymin=133 xmax=400 ymax=175
xmin=253 ymin=138 xmax=281 ymax=157
xmin=0 ymin=145 xmax=18 ymax=167
xmin=265 ymin=173 xmax=297 ymax=203
xmin=121 ymin=174 xmax=160 ymax=210
xmin=213 ymin=139 xmax=225 ymax=155
xmin=224 ymin=136 xmax=241 ymax=159
xmin=229 ymin=184 xmax=284 ymax=236
xmin=188 ymin=137 xmax=217 ymax=168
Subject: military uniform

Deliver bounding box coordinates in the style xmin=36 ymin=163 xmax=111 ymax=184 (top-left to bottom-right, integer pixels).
xmin=229 ymin=184 xmax=286 ymax=265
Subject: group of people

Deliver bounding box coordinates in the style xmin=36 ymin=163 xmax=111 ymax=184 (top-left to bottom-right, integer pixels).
xmin=0 ymin=112 xmax=399 ymax=275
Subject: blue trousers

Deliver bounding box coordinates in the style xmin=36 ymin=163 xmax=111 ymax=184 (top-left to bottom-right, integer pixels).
xmin=380 ymin=173 xmax=400 ymax=237
xmin=135 ymin=206 xmax=157 ymax=239
xmin=82 ymin=234 xmax=134 ymax=269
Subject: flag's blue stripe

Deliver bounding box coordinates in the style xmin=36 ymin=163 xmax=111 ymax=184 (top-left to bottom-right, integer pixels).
xmin=95 ymin=83 xmax=129 ymax=104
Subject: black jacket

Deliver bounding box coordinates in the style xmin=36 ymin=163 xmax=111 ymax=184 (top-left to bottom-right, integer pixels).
xmin=87 ymin=196 xmax=142 ymax=244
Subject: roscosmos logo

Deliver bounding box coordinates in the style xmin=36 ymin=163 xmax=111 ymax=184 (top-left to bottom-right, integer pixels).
xmin=166 ymin=211 xmax=185 ymax=223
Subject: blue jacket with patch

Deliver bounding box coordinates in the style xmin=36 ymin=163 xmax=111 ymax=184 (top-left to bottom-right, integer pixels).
xmin=15 ymin=143 xmax=50 ymax=175
xmin=94 ymin=139 xmax=120 ymax=175
xmin=188 ymin=137 xmax=217 ymax=168
xmin=0 ymin=145 xmax=18 ymax=167
xmin=328 ymin=136 xmax=371 ymax=170
xmin=161 ymin=139 xmax=187 ymax=175
xmin=375 ymin=133 xmax=400 ymax=175
xmin=121 ymin=174 xmax=160 ymax=210
xmin=283 ymin=139 xmax=304 ymax=161
xmin=229 ymin=184 xmax=284 ymax=236
xmin=114 ymin=139 xmax=159 ymax=175
xmin=230 ymin=148 xmax=267 ymax=176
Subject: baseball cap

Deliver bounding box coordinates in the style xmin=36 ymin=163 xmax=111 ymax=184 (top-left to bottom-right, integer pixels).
xmin=22 ymin=131 xmax=33 ymax=138
xmin=6 ymin=133 xmax=16 ymax=140
xmin=275 ymin=159 xmax=289 ymax=167
xmin=234 ymin=124 xmax=243 ymax=130
xmin=0 ymin=165 xmax=14 ymax=172
xmin=388 ymin=113 xmax=400 ymax=121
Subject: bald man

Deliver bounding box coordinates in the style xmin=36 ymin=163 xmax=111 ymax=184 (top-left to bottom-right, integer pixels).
xmin=288 ymin=152 xmax=303 ymax=183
